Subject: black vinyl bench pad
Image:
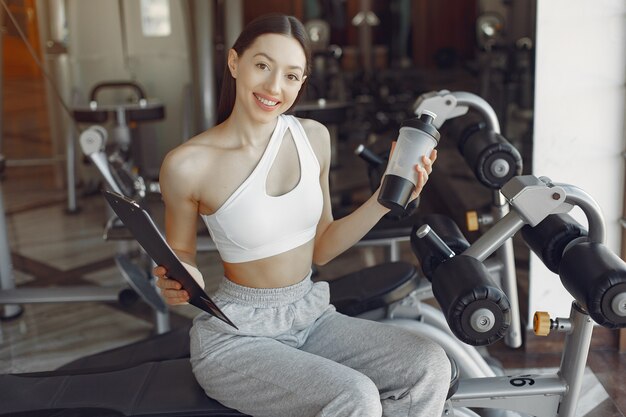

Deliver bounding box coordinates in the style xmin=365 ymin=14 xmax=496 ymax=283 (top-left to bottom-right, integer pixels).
xmin=0 ymin=359 xmax=248 ymax=417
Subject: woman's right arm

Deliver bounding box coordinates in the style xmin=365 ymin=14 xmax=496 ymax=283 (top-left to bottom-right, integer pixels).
xmin=153 ymin=147 xmax=203 ymax=305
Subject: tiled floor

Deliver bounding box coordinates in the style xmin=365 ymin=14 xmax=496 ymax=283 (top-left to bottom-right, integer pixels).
xmin=1 ymin=76 xmax=625 ymax=416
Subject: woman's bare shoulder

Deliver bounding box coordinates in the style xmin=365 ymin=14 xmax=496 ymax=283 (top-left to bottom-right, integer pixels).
xmin=296 ymin=117 xmax=330 ymax=139
xmin=160 ymin=128 xmax=225 ymax=182
xmin=295 ymin=117 xmax=331 ymax=166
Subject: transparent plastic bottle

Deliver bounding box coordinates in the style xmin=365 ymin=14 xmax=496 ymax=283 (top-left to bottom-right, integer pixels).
xmin=378 ymin=110 xmax=440 ymax=215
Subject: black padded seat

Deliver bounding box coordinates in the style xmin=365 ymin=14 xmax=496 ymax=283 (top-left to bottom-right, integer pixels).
xmin=73 ymin=101 xmax=165 ymax=124
xmin=57 ymin=324 xmax=192 ymax=373
xmin=0 ymin=356 xmax=460 ymax=417
xmin=126 ymin=105 xmax=166 ymax=122
xmin=363 ymin=215 xmax=416 ymax=240
xmin=326 ymin=261 xmax=420 ymax=316
xmin=72 ymin=109 xmax=109 ymax=123
xmin=0 ymin=359 xmax=249 ymax=417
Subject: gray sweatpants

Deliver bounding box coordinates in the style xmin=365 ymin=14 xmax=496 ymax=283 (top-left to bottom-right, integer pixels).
xmin=190 ymin=272 xmax=451 ymax=417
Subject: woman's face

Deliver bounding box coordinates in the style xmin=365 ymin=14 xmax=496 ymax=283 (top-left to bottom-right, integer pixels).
xmin=228 ymin=33 xmax=307 ymax=123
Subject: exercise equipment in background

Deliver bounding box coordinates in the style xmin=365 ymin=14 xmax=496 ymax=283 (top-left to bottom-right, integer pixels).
xmin=413 ymin=89 xmax=523 ymax=349
xmin=76 ymin=82 xmax=172 ymax=333
xmin=0 ymin=152 xmax=140 ymax=319
xmin=409 ymin=174 xmax=626 ymax=416
xmin=73 ymin=81 xmax=165 ymax=198
xmin=3 ymin=174 xmax=624 ymax=417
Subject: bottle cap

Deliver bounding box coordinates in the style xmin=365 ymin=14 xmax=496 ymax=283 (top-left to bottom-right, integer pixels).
xmin=421 ymin=109 xmax=437 ymax=120
xmin=401 ymin=113 xmax=441 ymax=142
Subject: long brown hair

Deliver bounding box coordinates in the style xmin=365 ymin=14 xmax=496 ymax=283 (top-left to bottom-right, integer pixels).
xmin=216 ymin=13 xmax=312 ymax=125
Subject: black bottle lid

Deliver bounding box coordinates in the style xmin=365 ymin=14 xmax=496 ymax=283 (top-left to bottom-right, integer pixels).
xmin=401 ymin=111 xmax=441 ymax=143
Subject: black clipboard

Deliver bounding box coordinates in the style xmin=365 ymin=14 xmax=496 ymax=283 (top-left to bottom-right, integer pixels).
xmin=103 ymin=190 xmax=237 ymax=329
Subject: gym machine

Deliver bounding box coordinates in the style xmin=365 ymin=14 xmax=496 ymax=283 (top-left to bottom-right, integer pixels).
xmin=0 ymin=151 xmax=140 ymax=319
xmin=73 ymin=81 xmax=165 ymax=199
xmin=76 ymin=81 xmax=171 ymax=334
xmin=2 ymin=174 xmax=623 ymax=417
xmin=412 ymin=89 xmax=523 ymax=350
xmin=353 ymin=89 xmax=523 ymax=349
xmin=410 ymin=174 xmax=626 ymax=416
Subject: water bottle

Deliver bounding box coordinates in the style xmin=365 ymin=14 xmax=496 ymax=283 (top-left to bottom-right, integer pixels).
xmin=378 ymin=110 xmax=440 ymax=215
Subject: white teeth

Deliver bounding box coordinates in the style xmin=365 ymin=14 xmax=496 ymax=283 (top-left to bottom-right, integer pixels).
xmin=255 ymin=94 xmax=278 ymax=106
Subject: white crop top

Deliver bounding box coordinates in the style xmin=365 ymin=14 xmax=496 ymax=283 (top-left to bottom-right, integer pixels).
xmin=200 ymin=115 xmax=323 ymax=263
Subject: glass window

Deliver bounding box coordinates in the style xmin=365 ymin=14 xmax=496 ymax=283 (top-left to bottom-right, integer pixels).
xmin=140 ymin=0 xmax=171 ymax=37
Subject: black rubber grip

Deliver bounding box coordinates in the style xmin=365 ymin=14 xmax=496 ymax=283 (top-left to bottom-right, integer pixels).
xmin=432 ymin=255 xmax=511 ymax=345
xmin=127 ymin=105 xmax=166 ymax=122
xmin=73 ymin=109 xmax=109 ymax=123
xmin=559 ymin=242 xmax=626 ymax=328
xmin=355 ymin=144 xmax=385 ymax=167
xmin=411 ymin=214 xmax=470 ymax=280
xmin=521 ymin=213 xmax=588 ymax=273
xmin=458 ymin=125 xmax=523 ymax=189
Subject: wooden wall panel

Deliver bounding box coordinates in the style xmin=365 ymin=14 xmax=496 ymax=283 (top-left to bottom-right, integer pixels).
xmin=243 ymin=0 xmax=304 ymax=25
xmin=412 ymin=0 xmax=478 ymax=68
xmin=3 ymin=0 xmax=42 ymax=79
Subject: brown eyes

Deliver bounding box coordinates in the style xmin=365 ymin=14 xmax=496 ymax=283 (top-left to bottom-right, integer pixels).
xmin=255 ymin=63 xmax=301 ymax=82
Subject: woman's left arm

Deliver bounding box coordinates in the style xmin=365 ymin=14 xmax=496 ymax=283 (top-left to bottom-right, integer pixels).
xmin=309 ymin=121 xmax=436 ymax=265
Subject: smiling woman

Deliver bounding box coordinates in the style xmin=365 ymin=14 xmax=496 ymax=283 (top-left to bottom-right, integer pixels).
xmin=228 ymin=34 xmax=307 ymax=121
xmin=152 ymin=12 xmax=446 ymax=417
xmin=216 ymin=14 xmax=311 ymax=125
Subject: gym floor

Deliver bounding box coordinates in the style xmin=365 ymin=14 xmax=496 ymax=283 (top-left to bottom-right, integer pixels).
xmin=1 ymin=77 xmax=625 ymax=417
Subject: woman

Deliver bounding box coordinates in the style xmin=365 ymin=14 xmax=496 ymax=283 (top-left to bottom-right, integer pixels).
xmin=154 ymin=13 xmax=450 ymax=417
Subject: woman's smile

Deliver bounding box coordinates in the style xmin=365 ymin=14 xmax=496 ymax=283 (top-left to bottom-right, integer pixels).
xmin=254 ymin=92 xmax=280 ymax=110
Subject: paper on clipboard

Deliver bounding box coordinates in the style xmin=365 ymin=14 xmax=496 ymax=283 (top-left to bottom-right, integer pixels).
xmin=103 ymin=190 xmax=237 ymax=329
